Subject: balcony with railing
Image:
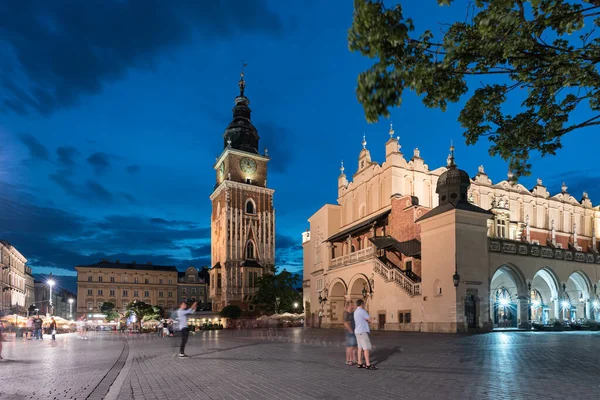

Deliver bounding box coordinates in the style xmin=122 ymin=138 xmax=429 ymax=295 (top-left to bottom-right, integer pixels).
xmin=329 ymin=247 xmax=374 ymax=269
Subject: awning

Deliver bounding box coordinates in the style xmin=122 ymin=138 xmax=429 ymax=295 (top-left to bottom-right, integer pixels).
xmin=327 ymin=209 xmax=390 ymax=242
xmin=369 ymin=236 xmax=421 ymax=257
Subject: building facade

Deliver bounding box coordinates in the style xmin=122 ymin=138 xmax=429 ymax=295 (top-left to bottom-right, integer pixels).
xmin=209 ymin=72 xmax=275 ymax=312
xmin=75 ymin=260 xmax=178 ymax=317
xmin=302 ymin=127 xmax=600 ymax=333
xmin=177 ymin=266 xmax=209 ymax=307
xmin=34 ymin=280 xmax=76 ymax=319
xmin=0 ymin=240 xmax=34 ymax=315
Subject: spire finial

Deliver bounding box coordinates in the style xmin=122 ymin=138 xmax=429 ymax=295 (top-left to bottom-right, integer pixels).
xmin=389 ymin=123 xmax=394 ymax=138
xmin=238 ymin=60 xmax=248 ymax=97
xmin=447 ymin=141 xmax=456 ymax=167
xmin=362 ymin=133 xmax=367 ymax=149
xmin=396 ymin=136 xmax=402 ymax=154
xmin=340 ymin=160 xmax=345 ymax=174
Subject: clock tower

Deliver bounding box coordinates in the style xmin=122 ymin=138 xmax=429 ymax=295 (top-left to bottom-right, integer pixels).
xmin=209 ymin=70 xmax=275 ymax=312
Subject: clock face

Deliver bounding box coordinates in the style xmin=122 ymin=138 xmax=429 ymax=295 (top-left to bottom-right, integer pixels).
xmin=240 ymin=157 xmax=257 ymax=175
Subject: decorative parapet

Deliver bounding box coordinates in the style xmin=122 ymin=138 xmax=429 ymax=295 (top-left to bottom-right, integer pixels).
xmin=489 ymin=238 xmax=600 ymax=264
xmin=329 ymin=246 xmax=374 ymax=270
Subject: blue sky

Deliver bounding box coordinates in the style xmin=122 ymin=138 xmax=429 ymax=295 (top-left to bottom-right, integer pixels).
xmin=1 ymin=0 xmax=598 ymax=285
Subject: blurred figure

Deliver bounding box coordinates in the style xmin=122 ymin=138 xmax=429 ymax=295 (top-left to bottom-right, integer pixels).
xmin=49 ymin=317 xmax=57 ymax=340
xmin=176 ymin=301 xmax=197 ymax=358
xmin=25 ymin=317 xmax=34 ymax=340
xmin=0 ymin=321 xmax=4 ymax=359
xmin=33 ymin=316 xmax=43 ymax=340
xmin=343 ymin=302 xmax=357 ymax=366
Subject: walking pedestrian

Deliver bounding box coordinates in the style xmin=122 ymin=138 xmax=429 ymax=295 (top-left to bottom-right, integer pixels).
xmin=0 ymin=321 xmax=5 ymax=359
xmin=162 ymin=320 xmax=169 ymax=338
xmin=26 ymin=317 xmax=33 ymax=340
xmin=49 ymin=317 xmax=57 ymax=340
xmin=354 ymin=299 xmax=377 ymax=370
xmin=176 ymin=301 xmax=197 ymax=358
xmin=343 ymin=302 xmax=357 ymax=366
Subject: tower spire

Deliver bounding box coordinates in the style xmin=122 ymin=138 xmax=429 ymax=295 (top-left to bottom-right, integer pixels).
xmin=447 ymin=140 xmax=456 ymax=168
xmin=362 ymin=133 xmax=367 ymax=149
xmin=389 ymin=123 xmax=394 ymax=139
xmin=238 ymin=60 xmax=248 ymax=97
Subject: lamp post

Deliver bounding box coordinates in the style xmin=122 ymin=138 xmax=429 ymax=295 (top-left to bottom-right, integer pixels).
xmin=47 ymin=279 xmax=55 ymax=316
xmin=69 ymin=298 xmax=74 ymax=319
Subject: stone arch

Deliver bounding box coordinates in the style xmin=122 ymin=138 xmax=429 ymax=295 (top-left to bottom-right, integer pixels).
xmin=245 ymin=198 xmax=256 ymax=214
xmin=489 ymin=263 xmax=528 ymax=328
xmin=348 ymin=273 xmax=371 ymax=303
xmin=328 ymin=278 xmax=347 ymax=324
xmin=530 ymin=266 xmax=561 ymax=321
xmin=565 ymin=270 xmax=593 ymax=320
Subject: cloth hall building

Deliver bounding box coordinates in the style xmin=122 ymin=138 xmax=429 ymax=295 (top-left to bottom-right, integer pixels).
xmin=302 ymin=127 xmax=600 ymax=332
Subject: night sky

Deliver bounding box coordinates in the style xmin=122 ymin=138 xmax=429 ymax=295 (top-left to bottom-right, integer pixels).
xmin=1 ymin=1 xmax=598 ymax=290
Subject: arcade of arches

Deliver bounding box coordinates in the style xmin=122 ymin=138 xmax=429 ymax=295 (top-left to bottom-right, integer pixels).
xmin=490 ymin=264 xmax=597 ymax=328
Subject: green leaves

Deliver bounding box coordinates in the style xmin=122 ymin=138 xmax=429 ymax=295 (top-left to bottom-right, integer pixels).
xmin=253 ymin=265 xmax=301 ymax=314
xmin=99 ymin=301 xmax=120 ymax=322
xmin=349 ymin=0 xmax=600 ymax=177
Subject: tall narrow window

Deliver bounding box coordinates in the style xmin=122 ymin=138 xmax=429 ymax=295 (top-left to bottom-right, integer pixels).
xmin=246 ymin=241 xmax=255 ymax=259
xmin=496 ymin=219 xmax=507 ymax=238
xmin=246 ymin=199 xmax=256 ymax=214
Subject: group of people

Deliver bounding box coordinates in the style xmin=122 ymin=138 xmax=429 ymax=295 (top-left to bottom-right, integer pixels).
xmin=343 ymin=299 xmax=377 ymax=370
xmin=23 ymin=316 xmax=58 ymax=340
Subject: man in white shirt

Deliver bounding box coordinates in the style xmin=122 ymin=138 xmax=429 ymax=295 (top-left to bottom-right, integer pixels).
xmin=176 ymin=301 xmax=197 ymax=357
xmin=353 ymin=299 xmax=377 ymax=370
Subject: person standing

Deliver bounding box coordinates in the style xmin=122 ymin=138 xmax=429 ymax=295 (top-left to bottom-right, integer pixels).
xmin=176 ymin=301 xmax=197 ymax=358
xmin=33 ymin=316 xmax=43 ymax=340
xmin=354 ymin=299 xmax=377 ymax=370
xmin=0 ymin=321 xmax=5 ymax=359
xmin=343 ymin=302 xmax=357 ymax=366
xmin=49 ymin=317 xmax=57 ymax=341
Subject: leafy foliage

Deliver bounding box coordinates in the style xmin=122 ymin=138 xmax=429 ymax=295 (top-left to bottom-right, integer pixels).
xmin=99 ymin=301 xmax=120 ymax=322
xmin=253 ymin=265 xmax=302 ymax=314
xmin=349 ymin=0 xmax=600 ymax=176
xmin=219 ymin=305 xmax=242 ymax=319
xmin=126 ymin=300 xmax=155 ymax=323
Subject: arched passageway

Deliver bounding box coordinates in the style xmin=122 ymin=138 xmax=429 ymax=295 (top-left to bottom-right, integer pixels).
xmin=329 ymin=280 xmax=347 ymax=324
xmin=564 ymin=271 xmax=593 ymax=322
xmin=490 ymin=265 xmax=527 ymax=329
xmin=530 ymin=267 xmax=560 ymax=323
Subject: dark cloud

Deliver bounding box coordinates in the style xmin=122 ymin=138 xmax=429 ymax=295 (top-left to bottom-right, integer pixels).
xmin=0 ymin=184 xmax=212 ymax=274
xmin=126 ymin=164 xmax=141 ymax=174
xmin=87 ymin=152 xmax=112 ymax=175
xmin=119 ymin=192 xmax=137 ymax=204
xmin=56 ymin=146 xmax=79 ymax=166
xmin=0 ymin=0 xmax=284 ymax=115
xmin=545 ymin=170 xmax=600 ymax=202
xmin=275 ymin=233 xmax=302 ymax=272
xmin=86 ymin=180 xmax=113 ymax=203
xmin=18 ymin=133 xmax=49 ymax=161
xmin=187 ymin=244 xmax=212 ymax=258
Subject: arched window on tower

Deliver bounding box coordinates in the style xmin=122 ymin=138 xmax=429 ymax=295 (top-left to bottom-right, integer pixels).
xmin=246 ymin=241 xmax=255 ymax=259
xmin=246 ymin=199 xmax=256 ymax=214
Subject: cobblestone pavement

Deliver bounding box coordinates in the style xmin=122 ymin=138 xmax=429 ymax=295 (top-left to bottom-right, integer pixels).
xmin=2 ymin=329 xmax=600 ymax=399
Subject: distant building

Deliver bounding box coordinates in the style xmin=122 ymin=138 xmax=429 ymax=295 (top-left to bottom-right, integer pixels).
xmin=0 ymin=240 xmax=35 ymax=315
xmin=177 ymin=266 xmax=209 ymax=307
xmin=75 ymin=260 xmax=178 ymax=318
xmin=34 ymin=279 xmax=76 ymax=319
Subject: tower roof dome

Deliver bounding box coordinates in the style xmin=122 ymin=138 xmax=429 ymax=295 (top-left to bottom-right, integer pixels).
xmin=436 ymin=145 xmax=471 ymax=206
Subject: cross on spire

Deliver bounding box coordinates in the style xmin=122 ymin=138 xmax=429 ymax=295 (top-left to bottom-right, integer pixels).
xmin=238 ymin=60 xmax=248 ymax=96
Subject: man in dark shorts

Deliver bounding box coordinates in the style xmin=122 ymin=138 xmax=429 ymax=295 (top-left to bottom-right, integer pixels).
xmin=343 ymin=302 xmax=357 ymax=366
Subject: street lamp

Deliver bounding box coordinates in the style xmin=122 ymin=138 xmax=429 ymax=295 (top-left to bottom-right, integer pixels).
xmin=293 ymin=302 xmax=299 ymax=309
xmin=68 ymin=298 xmax=74 ymax=319
xmin=47 ymin=279 xmax=55 ymax=316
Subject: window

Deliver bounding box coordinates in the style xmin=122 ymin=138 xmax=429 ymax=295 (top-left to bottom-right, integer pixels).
xmin=123 ymin=290 xmax=128 ymax=297
xmin=496 ymin=218 xmax=507 ymax=238
xmin=123 ymin=276 xmax=128 ymax=283
xmin=182 ymin=296 xmax=187 ymax=302
xmin=123 ymin=302 xmax=128 ymax=310
xmin=246 ymin=199 xmax=256 ymax=214
xmin=398 ymin=313 xmax=404 ymax=323
xmin=87 ymin=302 xmax=93 ymax=311
xmin=191 ymin=297 xmax=196 ymax=302
xmin=159 ymin=303 xmax=164 ymax=308
xmin=199 ymin=288 xmax=204 ymax=294
xmin=134 ymin=290 xmax=139 ymax=297
xmin=144 ymin=291 xmax=150 ymax=297
xmin=249 ymin=304 xmax=255 ymax=311
xmin=97 ymin=301 xmax=103 ymax=309
xmin=134 ymin=277 xmax=139 ymax=284
xmin=87 ymin=289 xmax=93 ymax=296
xmin=159 ymin=291 xmax=164 ymax=298
xmin=159 ymin=279 xmax=164 ymax=285
xmin=405 ymin=260 xmax=413 ymax=272
xmin=97 ymin=289 xmax=103 ymax=296
xmin=168 ymin=291 xmax=173 ymax=298
xmin=217 ymin=274 xmax=222 ymax=288
xmin=110 ymin=276 xmax=115 ymax=283
xmin=405 ymin=312 xmax=411 ymax=323
xmin=192 ymin=288 xmax=196 ymax=295
xmin=87 ymin=276 xmax=92 ymax=282
xmin=98 ymin=276 xmax=103 ymax=282
xmin=246 ymin=241 xmax=255 ymax=259
xmin=145 ymin=278 xmax=149 ymax=284
xmin=168 ymin=279 xmax=172 ymax=284
xmin=182 ymin=288 xmax=187 ymax=295
xmin=109 ymin=289 xmax=115 ymax=297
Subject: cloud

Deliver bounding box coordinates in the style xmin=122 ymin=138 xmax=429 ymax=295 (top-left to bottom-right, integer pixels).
xmin=0 ymin=184 xmax=212 ymax=274
xmin=56 ymin=146 xmax=79 ymax=166
xmin=86 ymin=180 xmax=114 ymax=203
xmin=0 ymin=0 xmax=284 ymax=115
xmin=18 ymin=133 xmax=49 ymax=161
xmin=275 ymin=233 xmax=302 ymax=272
xmin=187 ymin=244 xmax=212 ymax=258
xmin=126 ymin=164 xmax=141 ymax=174
xmin=87 ymin=152 xmax=112 ymax=175
xmin=545 ymin=170 xmax=600 ymax=202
